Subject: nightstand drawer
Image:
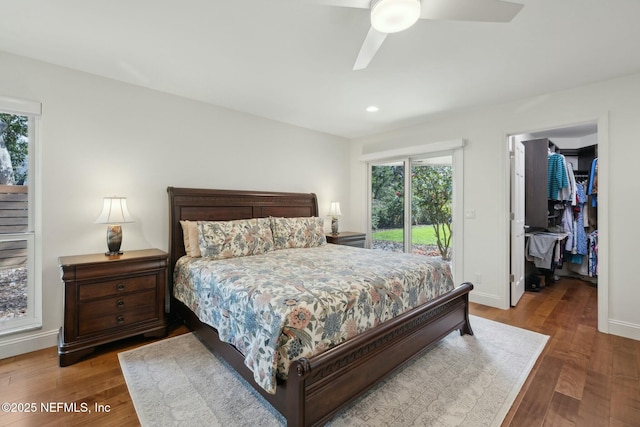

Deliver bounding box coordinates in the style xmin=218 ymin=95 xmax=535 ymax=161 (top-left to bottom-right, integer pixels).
xmin=78 ymin=274 xmax=156 ymax=301
xmin=78 ymin=304 xmax=157 ymax=336
xmin=78 ymin=289 xmax=156 ymax=318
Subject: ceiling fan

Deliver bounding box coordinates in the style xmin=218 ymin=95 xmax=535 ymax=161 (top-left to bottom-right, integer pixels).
xmin=313 ymin=0 xmax=524 ymax=70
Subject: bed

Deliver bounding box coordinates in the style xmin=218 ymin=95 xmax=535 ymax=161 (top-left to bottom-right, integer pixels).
xmin=168 ymin=187 xmax=474 ymax=427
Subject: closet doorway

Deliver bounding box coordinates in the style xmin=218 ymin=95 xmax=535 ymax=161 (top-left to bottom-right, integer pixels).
xmin=510 ymin=122 xmax=600 ymax=310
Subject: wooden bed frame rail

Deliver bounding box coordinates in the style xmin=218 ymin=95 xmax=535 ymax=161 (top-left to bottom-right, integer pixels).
xmin=167 ymin=186 xmax=474 ymax=426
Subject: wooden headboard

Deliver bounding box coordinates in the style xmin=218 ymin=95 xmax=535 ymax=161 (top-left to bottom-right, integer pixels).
xmin=167 ymin=187 xmax=319 ymax=277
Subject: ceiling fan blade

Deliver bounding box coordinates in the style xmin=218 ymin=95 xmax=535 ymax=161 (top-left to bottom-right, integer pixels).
xmin=306 ymin=0 xmax=370 ymax=8
xmin=353 ymin=27 xmax=388 ymax=70
xmin=421 ymin=0 xmax=523 ymax=23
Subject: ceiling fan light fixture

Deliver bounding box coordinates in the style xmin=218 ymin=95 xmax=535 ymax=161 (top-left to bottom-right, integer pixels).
xmin=370 ymin=0 xmax=421 ymax=34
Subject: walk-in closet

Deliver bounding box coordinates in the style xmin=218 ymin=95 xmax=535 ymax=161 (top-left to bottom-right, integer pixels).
xmin=519 ymin=125 xmax=598 ymax=293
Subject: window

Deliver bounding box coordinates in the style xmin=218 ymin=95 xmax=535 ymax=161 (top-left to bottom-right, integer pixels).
xmin=0 ymin=97 xmax=41 ymax=335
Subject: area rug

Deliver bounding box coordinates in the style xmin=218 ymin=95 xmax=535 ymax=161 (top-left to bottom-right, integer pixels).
xmin=119 ymin=315 xmax=548 ymax=427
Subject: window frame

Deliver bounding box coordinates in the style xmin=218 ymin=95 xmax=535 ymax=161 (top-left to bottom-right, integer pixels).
xmin=0 ymin=96 xmax=41 ymax=335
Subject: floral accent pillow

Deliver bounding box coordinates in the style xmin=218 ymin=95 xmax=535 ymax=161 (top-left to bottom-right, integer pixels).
xmin=270 ymin=217 xmax=327 ymax=249
xmin=198 ymin=218 xmax=274 ymax=259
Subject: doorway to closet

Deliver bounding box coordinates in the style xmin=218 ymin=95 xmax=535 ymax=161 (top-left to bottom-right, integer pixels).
xmin=510 ymin=122 xmax=599 ymax=308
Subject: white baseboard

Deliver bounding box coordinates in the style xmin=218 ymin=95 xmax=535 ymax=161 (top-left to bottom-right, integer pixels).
xmin=0 ymin=329 xmax=58 ymax=360
xmin=469 ymin=291 xmax=508 ymax=310
xmin=607 ymin=319 xmax=640 ymax=341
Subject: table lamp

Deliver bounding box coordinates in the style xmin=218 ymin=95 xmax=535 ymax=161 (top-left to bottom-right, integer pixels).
xmin=95 ymin=196 xmax=134 ymax=255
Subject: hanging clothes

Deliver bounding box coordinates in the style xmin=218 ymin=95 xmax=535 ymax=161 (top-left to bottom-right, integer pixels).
xmin=587 ymin=158 xmax=598 ymax=207
xmin=560 ymin=161 xmax=577 ymax=204
xmin=563 ymin=205 xmax=574 ymax=251
xmin=548 ymin=152 xmax=569 ymax=200
xmin=526 ymin=232 xmax=568 ymax=269
xmin=588 ymin=230 xmax=598 ymax=277
xmin=571 ymin=183 xmax=588 ymax=263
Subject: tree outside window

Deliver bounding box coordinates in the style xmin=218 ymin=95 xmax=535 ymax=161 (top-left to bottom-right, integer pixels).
xmin=0 ymin=113 xmax=28 ymax=185
xmin=0 ymin=113 xmax=29 ymax=322
xmin=412 ymin=165 xmax=453 ymax=260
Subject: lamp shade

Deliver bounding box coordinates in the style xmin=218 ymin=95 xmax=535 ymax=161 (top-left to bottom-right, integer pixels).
xmin=95 ymin=197 xmax=134 ymax=224
xmin=328 ymin=201 xmax=342 ymax=216
xmin=371 ymin=0 xmax=421 ymax=34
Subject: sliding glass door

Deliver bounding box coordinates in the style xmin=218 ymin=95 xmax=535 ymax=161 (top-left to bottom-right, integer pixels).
xmin=370 ymin=154 xmax=454 ymax=262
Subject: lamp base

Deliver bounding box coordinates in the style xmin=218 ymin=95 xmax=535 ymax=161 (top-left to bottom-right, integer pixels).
xmin=331 ymin=216 xmax=339 ymax=235
xmin=105 ymin=224 xmax=124 ymax=256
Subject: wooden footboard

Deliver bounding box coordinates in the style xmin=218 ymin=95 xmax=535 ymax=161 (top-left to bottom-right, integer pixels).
xmin=176 ymin=282 xmax=473 ymax=426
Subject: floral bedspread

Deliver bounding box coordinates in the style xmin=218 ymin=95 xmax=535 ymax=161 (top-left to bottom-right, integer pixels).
xmin=173 ymin=244 xmax=454 ymax=394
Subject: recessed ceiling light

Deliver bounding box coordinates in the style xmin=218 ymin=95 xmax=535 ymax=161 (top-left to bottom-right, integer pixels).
xmin=366 ymin=105 xmax=379 ymax=112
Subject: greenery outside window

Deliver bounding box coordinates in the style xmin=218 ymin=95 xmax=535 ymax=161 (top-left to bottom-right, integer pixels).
xmin=370 ymin=156 xmax=453 ymax=260
xmin=0 ymin=97 xmax=41 ymax=335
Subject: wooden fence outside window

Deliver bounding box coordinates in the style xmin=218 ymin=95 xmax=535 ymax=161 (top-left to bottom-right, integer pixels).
xmin=0 ymin=184 xmax=28 ymax=269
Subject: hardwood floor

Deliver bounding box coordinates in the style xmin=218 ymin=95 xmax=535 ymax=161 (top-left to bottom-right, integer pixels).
xmin=1 ymin=277 xmax=639 ymax=426
xmin=472 ymin=277 xmax=640 ymax=427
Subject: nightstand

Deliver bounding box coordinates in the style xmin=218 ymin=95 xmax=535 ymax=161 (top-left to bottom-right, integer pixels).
xmin=58 ymin=248 xmax=168 ymax=366
xmin=326 ymin=231 xmax=366 ymax=248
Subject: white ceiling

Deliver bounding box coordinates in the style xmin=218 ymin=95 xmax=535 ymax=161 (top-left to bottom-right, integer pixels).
xmin=1 ymin=0 xmax=639 ymax=139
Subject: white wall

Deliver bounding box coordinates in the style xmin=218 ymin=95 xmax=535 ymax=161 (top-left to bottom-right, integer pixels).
xmin=351 ymin=72 xmax=640 ymax=341
xmin=0 ymin=52 xmax=350 ymax=357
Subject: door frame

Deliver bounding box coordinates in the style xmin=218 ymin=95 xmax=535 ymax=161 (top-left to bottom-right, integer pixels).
xmin=504 ymin=114 xmax=609 ymax=333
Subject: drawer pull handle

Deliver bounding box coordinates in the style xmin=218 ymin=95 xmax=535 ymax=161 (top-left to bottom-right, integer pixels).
xmin=117 ymin=300 xmax=125 ymax=308
xmin=116 ymin=315 xmax=125 ymax=324
xmin=117 ymin=283 xmax=126 ymax=291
